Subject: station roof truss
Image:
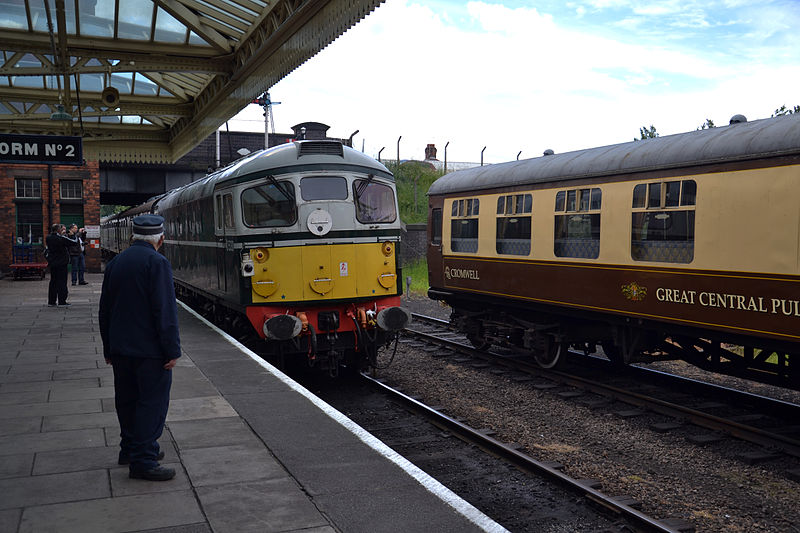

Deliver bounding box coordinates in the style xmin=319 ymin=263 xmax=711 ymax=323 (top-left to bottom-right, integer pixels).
xmin=0 ymin=0 xmax=382 ymax=163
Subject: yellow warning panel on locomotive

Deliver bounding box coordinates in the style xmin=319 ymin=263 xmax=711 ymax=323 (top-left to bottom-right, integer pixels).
xmin=250 ymin=242 xmax=398 ymax=303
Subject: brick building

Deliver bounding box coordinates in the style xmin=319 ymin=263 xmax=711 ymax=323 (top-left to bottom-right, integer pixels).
xmin=1 ymin=160 xmax=101 ymax=274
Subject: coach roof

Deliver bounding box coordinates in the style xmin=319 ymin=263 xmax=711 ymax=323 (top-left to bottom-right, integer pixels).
xmin=428 ymin=113 xmax=800 ymax=196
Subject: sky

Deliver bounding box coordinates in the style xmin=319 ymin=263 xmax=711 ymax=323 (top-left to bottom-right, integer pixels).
xmin=227 ymin=0 xmax=800 ymax=165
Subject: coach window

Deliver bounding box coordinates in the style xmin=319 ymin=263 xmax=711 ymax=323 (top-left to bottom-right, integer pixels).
xmin=353 ymin=180 xmax=397 ymax=223
xmin=495 ymin=194 xmax=532 ymax=255
xmin=301 ymin=176 xmax=348 ymax=200
xmin=241 ymin=182 xmax=297 ymax=227
xmin=431 ymin=208 xmax=442 ymax=245
xmin=450 ymin=198 xmax=479 ymax=253
xmin=554 ymin=188 xmax=601 ymax=259
xmin=631 ymin=180 xmax=696 ymax=263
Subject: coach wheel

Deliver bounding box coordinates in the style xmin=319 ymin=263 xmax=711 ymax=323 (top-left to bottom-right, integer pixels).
xmin=534 ymin=339 xmax=565 ymax=369
xmin=601 ymin=342 xmax=625 ymax=367
xmin=467 ymin=332 xmax=491 ymax=351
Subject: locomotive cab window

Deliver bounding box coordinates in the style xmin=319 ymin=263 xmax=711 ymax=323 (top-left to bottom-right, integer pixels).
xmin=631 ymin=180 xmax=696 ymax=263
xmin=241 ymin=181 xmax=297 ymax=227
xmin=450 ymin=198 xmax=479 ymax=253
xmin=300 ymin=176 xmax=348 ymax=200
xmin=554 ymin=188 xmax=601 ymax=259
xmin=223 ymin=194 xmax=235 ymax=230
xmin=353 ymin=179 xmax=397 ymax=223
xmin=496 ymin=194 xmax=531 ymax=255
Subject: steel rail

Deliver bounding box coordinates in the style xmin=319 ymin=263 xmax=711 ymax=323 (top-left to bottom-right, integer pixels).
xmin=360 ymin=372 xmax=683 ymax=533
xmin=403 ymin=327 xmax=800 ymax=459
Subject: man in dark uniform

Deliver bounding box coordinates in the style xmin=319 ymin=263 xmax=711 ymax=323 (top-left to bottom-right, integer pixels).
xmin=46 ymin=224 xmax=71 ymax=307
xmin=99 ymin=214 xmax=181 ymax=481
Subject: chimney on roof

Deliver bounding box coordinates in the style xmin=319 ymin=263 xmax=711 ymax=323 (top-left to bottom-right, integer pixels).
xmin=424 ymin=144 xmax=438 ymax=161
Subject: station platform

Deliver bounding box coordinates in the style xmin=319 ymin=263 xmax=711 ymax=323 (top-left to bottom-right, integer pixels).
xmin=0 ymin=272 xmax=506 ymax=533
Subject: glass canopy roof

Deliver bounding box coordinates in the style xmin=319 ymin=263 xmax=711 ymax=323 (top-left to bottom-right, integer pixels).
xmin=0 ymin=0 xmax=381 ymax=163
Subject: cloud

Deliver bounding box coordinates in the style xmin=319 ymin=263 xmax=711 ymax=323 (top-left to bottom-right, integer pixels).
xmin=229 ymin=0 xmax=800 ymax=163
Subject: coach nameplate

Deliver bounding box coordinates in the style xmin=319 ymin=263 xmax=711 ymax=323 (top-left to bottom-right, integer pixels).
xmin=445 ymin=266 xmax=480 ymax=280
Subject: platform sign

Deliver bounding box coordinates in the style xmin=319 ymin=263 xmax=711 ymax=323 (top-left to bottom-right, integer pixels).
xmin=0 ymin=134 xmax=83 ymax=165
xmin=84 ymin=225 xmax=100 ymax=239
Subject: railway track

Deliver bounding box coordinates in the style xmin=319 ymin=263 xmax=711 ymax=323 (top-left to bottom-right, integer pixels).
xmin=302 ymin=372 xmax=690 ymax=533
xmin=407 ymin=313 xmax=800 ymax=467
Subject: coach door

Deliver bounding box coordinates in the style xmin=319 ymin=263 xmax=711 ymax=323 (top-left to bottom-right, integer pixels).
xmin=214 ymin=193 xmax=234 ymax=292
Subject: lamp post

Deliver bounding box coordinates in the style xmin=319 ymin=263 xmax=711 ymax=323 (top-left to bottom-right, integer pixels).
xmin=397 ymin=135 xmax=402 ymax=169
xmin=348 ymin=129 xmax=359 ymax=147
xmin=481 ymin=146 xmax=486 ymax=166
xmin=444 ymin=141 xmax=449 ymax=174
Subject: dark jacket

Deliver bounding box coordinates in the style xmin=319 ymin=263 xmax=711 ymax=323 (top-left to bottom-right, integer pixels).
xmin=45 ymin=232 xmax=71 ymax=267
xmin=98 ymin=240 xmax=181 ymax=361
xmin=64 ymin=233 xmax=82 ymax=257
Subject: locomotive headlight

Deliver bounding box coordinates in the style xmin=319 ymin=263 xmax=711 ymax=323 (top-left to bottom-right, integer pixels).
xmin=241 ymin=257 xmax=255 ymax=277
xmin=381 ymin=242 xmax=393 ymax=256
xmin=253 ymin=248 xmax=269 ymax=263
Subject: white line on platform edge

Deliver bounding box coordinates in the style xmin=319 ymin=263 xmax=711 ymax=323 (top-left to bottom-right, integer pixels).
xmin=178 ymin=301 xmax=509 ymax=533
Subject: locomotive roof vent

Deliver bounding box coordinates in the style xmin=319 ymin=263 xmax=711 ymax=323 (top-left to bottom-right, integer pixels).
xmin=729 ymin=114 xmax=747 ymax=124
xmin=543 ymin=149 xmax=555 ymax=156
xmin=297 ymin=140 xmax=344 ymax=158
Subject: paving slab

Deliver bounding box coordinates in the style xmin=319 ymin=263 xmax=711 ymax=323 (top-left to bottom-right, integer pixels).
xmin=0 ymin=469 xmax=109 ymax=509
xmin=196 ymin=478 xmax=330 ymax=533
xmin=18 ymin=491 xmax=205 ymax=533
xmin=0 ymin=427 xmax=105 ymax=456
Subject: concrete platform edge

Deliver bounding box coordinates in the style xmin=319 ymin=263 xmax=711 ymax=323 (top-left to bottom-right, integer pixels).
xmin=178 ymin=301 xmax=508 ymax=533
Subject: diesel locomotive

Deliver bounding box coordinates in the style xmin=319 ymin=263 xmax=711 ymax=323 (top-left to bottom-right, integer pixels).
xmin=427 ymin=113 xmax=800 ymax=389
xmin=102 ymin=140 xmax=410 ymax=374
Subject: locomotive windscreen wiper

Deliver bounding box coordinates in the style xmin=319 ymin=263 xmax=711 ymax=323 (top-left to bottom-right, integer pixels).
xmin=265 ymin=174 xmax=295 ymax=203
xmin=355 ymin=173 xmax=375 ymax=199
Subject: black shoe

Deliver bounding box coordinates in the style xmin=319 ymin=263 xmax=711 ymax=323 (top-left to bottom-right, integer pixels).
xmin=79 ymin=281 xmax=89 ymax=285
xmin=119 ymin=450 xmax=164 ymax=465
xmin=57 ymin=303 xmax=71 ymax=307
xmin=129 ymin=465 xmax=176 ymax=481
xmin=48 ymin=303 xmax=57 ymax=307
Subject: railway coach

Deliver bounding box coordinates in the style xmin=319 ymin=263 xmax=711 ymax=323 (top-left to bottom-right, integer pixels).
xmin=102 ymin=140 xmax=410 ymax=375
xmin=427 ymin=113 xmax=800 ymax=389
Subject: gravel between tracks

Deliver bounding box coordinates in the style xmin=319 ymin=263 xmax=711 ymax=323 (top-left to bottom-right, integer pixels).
xmin=388 ymin=294 xmax=800 ymax=533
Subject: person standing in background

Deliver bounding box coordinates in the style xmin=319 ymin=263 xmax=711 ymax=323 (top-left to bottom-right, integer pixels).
xmin=99 ymin=214 xmax=181 ymax=481
xmin=45 ymin=224 xmax=71 ymax=307
xmin=78 ymin=227 xmax=88 ymax=284
xmin=66 ymin=224 xmax=88 ymax=286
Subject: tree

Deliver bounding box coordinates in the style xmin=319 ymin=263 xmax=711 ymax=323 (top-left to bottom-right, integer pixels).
xmin=698 ymin=118 xmax=716 ymax=130
xmin=100 ymin=204 xmax=131 ymax=217
xmin=773 ymin=104 xmax=800 ymax=117
xmin=634 ymin=125 xmax=658 ymax=141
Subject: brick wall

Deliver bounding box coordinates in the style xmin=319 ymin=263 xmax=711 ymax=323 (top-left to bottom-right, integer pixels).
xmin=1 ymin=160 xmax=101 ymax=274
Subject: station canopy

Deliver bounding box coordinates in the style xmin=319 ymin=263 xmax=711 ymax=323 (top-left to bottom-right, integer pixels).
xmin=0 ymin=0 xmax=381 ymax=163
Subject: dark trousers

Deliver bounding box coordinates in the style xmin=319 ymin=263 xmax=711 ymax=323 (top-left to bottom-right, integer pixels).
xmin=48 ymin=264 xmax=69 ymax=305
xmin=111 ymin=356 xmax=172 ymax=472
xmin=70 ymin=254 xmax=85 ymax=283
